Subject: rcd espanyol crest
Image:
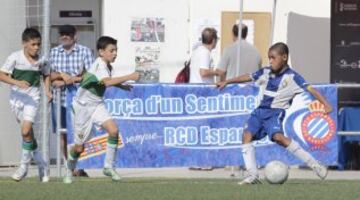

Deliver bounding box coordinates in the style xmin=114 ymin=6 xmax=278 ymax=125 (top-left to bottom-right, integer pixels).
xmin=301 ymin=101 xmax=336 ymax=150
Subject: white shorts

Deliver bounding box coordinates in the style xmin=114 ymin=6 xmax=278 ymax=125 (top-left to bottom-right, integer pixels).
xmin=10 ymin=90 xmax=39 ymax=123
xmin=72 ymin=100 xmax=112 ymax=145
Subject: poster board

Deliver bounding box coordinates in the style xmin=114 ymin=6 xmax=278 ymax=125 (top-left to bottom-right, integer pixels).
xmin=331 ymin=0 xmax=360 ymax=83
xmin=221 ymin=12 xmax=272 ymax=65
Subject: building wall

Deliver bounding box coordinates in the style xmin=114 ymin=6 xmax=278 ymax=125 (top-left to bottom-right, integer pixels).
xmin=102 ymin=0 xmax=331 ymax=83
xmin=273 ymin=0 xmax=330 ymax=84
xmin=102 ymin=0 xmax=190 ymax=80
xmin=0 ymin=0 xmax=26 ymax=165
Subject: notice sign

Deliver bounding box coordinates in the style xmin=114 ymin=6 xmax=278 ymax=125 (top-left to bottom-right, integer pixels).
xmin=60 ymin=10 xmax=92 ymax=18
xmin=131 ymin=18 xmax=165 ymax=42
xmin=331 ymin=0 xmax=360 ymax=83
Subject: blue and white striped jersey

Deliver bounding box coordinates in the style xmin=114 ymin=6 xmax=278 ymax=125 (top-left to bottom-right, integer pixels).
xmin=251 ymin=66 xmax=309 ymax=109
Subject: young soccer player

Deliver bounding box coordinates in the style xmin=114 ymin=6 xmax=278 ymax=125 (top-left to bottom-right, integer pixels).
xmin=0 ymin=27 xmax=52 ymax=182
xmin=63 ymin=36 xmax=139 ymax=184
xmin=217 ymin=42 xmax=332 ymax=185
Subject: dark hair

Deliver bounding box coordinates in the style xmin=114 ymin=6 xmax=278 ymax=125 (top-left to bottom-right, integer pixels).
xmin=201 ymin=27 xmax=218 ymax=45
xmin=232 ymin=24 xmax=248 ymax=39
xmin=22 ymin=27 xmax=41 ymax=42
xmin=97 ymin=36 xmax=117 ymax=50
xmin=58 ymin=24 xmax=76 ymax=37
xmin=269 ymin=42 xmax=289 ymax=56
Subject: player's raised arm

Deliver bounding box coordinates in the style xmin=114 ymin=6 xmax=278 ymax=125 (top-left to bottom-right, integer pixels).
xmin=216 ymin=73 xmax=252 ymax=90
xmin=101 ymin=72 xmax=139 ymax=87
xmin=307 ymin=85 xmax=333 ymax=114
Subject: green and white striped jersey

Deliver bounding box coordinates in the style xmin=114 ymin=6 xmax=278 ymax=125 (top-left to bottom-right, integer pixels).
xmin=75 ymin=57 xmax=113 ymax=104
xmin=0 ymin=50 xmax=48 ymax=101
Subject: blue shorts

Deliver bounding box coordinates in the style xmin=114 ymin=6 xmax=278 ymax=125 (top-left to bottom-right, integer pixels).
xmin=245 ymin=108 xmax=286 ymax=141
xmin=51 ymin=103 xmax=67 ymax=134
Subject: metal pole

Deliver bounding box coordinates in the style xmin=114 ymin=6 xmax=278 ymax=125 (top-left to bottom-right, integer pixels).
xmin=336 ymin=83 xmax=360 ymax=88
xmin=56 ymin=88 xmax=62 ymax=177
xmin=232 ymin=0 xmax=244 ymax=177
xmin=41 ymin=0 xmax=50 ymax=175
xmin=188 ymin=0 xmax=193 ymax=55
xmin=270 ymin=0 xmax=278 ymax=45
xmin=338 ymin=131 xmax=360 ymax=136
xmin=236 ymin=0 xmax=244 ymax=77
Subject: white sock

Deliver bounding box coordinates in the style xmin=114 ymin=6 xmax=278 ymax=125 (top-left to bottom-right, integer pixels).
xmin=20 ymin=140 xmax=36 ymax=169
xmin=242 ymin=143 xmax=258 ymax=177
xmin=20 ymin=149 xmax=32 ymax=170
xmin=104 ymin=137 xmax=118 ymax=169
xmin=286 ymin=140 xmax=318 ymax=167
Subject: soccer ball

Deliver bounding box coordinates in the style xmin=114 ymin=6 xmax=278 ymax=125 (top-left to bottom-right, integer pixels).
xmin=264 ymin=160 xmax=289 ymax=184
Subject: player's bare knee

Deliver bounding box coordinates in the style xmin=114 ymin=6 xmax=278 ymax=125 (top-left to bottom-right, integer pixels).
xmin=74 ymin=144 xmax=85 ymax=153
xmin=242 ymin=131 xmax=253 ymax=143
xmin=21 ymin=121 xmax=33 ymax=139
xmin=21 ymin=127 xmax=32 ymax=135
xmin=102 ymin=120 xmax=118 ymax=137
xmin=108 ymin=127 xmax=119 ymax=138
xmin=272 ymin=134 xmax=282 ymax=142
xmin=21 ymin=130 xmax=32 ymax=140
xmin=272 ymin=134 xmax=289 ymax=147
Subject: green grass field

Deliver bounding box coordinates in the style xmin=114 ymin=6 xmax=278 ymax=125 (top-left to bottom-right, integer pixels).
xmin=0 ymin=178 xmax=359 ymax=200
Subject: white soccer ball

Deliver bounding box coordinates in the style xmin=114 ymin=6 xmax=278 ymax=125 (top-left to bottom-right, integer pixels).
xmin=264 ymin=160 xmax=289 ymax=184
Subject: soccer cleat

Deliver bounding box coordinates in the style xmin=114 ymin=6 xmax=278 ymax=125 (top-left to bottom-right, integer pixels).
xmin=63 ymin=168 xmax=73 ymax=184
xmin=38 ymin=166 xmax=50 ymax=183
xmin=103 ymin=168 xmax=121 ymax=181
xmin=42 ymin=176 xmax=50 ymax=183
xmin=11 ymin=167 xmax=28 ymax=182
xmin=237 ymin=176 xmax=262 ymax=185
xmin=311 ymin=162 xmax=328 ymax=180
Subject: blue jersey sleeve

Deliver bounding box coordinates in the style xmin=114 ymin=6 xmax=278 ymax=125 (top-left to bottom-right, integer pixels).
xmin=250 ymin=68 xmax=265 ymax=81
xmin=293 ymin=72 xmax=309 ymax=91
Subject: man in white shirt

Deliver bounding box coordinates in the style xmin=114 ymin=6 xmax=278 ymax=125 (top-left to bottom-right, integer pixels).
xmin=189 ymin=27 xmax=220 ymax=83
xmin=217 ymin=24 xmax=262 ymax=81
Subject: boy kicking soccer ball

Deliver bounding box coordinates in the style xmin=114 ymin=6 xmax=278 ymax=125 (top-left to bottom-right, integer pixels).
xmin=0 ymin=27 xmax=52 ymax=182
xmin=217 ymin=42 xmax=332 ymax=185
xmin=63 ymin=36 xmax=139 ymax=184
